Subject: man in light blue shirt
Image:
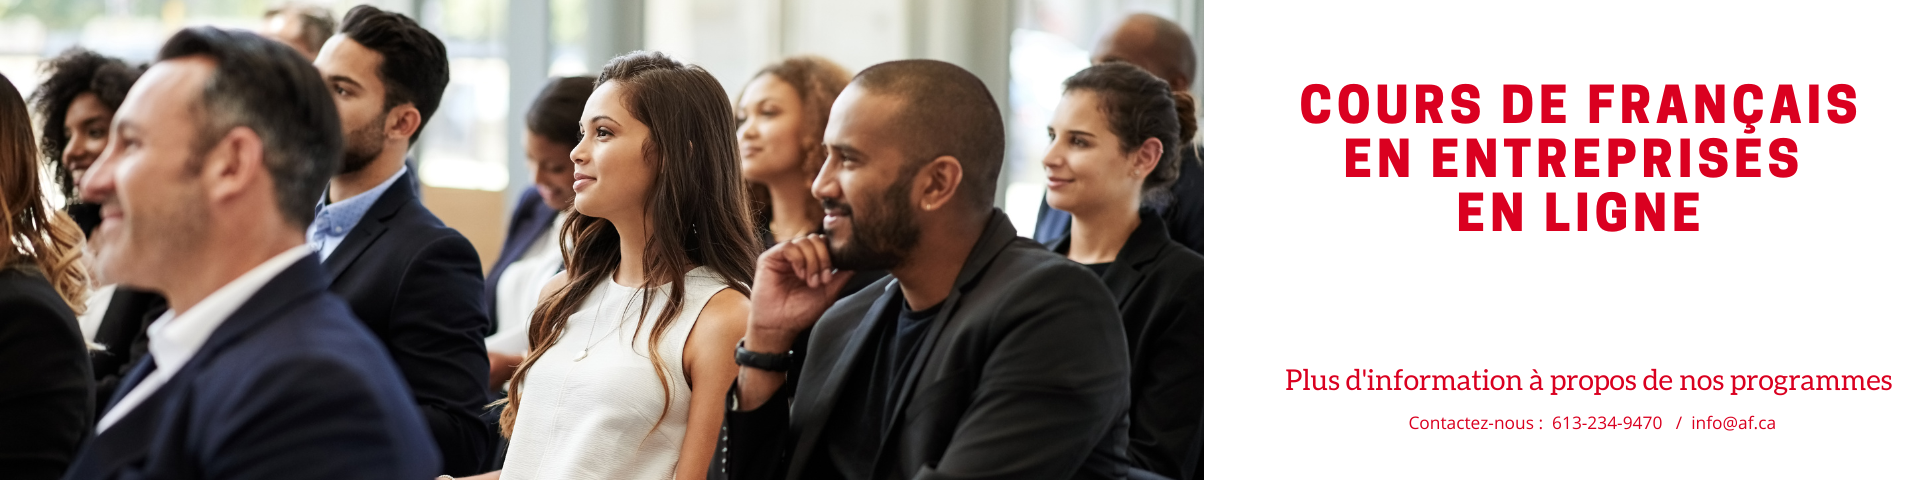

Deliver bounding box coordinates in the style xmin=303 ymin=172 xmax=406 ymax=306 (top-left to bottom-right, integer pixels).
xmin=308 ymin=165 xmax=407 ymax=259
xmin=307 ymin=5 xmax=493 ymax=475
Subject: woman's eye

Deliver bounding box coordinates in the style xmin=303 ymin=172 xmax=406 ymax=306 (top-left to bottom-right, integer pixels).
xmin=1072 ymin=137 xmax=1089 ymax=147
xmin=89 ymin=129 xmax=106 ymax=139
xmin=595 ymin=127 xmax=611 ymax=138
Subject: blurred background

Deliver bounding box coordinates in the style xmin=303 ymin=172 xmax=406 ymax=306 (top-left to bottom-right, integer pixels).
xmin=0 ymin=0 xmax=1202 ymax=269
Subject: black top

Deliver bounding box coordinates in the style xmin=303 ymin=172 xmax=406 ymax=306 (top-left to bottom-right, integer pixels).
xmin=0 ymin=264 xmax=93 ymax=480
xmin=714 ymin=209 xmax=1132 ymax=480
xmin=804 ymin=297 xmax=943 ymax=479
xmin=64 ymin=254 xmax=439 ymax=480
xmin=319 ymin=169 xmax=493 ymax=476
xmin=1036 ymin=146 xmax=1203 ymax=253
xmin=1048 ymin=210 xmax=1205 ymax=479
xmin=87 ymin=288 xmax=167 ymax=416
xmin=1085 ymin=262 xmax=1113 ymax=276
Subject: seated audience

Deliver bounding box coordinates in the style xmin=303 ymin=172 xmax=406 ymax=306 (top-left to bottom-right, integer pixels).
xmin=734 ymin=55 xmax=886 ymax=296
xmin=0 ymin=70 xmax=94 ymax=480
xmin=484 ymin=75 xmax=593 ymax=391
xmin=481 ymin=50 xmax=756 ymax=480
xmin=1034 ymin=13 xmax=1203 ymax=254
xmin=714 ymin=59 xmax=1133 ymax=479
xmin=310 ymin=6 xmax=492 ymax=475
xmin=1042 ymin=62 xmax=1205 ymax=479
xmin=62 ymin=26 xmax=437 ymax=479
xmin=30 ymin=50 xmax=168 ymax=410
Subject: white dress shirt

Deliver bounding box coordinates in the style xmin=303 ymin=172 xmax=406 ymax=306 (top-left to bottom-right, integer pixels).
xmin=96 ymin=246 xmax=313 ymax=432
xmin=484 ymin=214 xmax=567 ymax=355
xmin=76 ymin=283 xmax=118 ymax=345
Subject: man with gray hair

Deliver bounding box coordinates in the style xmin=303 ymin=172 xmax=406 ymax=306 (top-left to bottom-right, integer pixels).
xmin=260 ymin=2 xmax=335 ymax=61
xmin=61 ymin=27 xmax=436 ymax=479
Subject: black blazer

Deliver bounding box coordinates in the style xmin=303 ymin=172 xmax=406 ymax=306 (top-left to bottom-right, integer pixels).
xmin=87 ymin=287 xmax=166 ymax=416
xmin=322 ymin=170 xmax=492 ymax=476
xmin=715 ymin=209 xmax=1133 ymax=480
xmin=1036 ymin=146 xmax=1204 ymax=254
xmin=62 ymin=254 xmax=440 ymax=480
xmin=482 ymin=186 xmax=560 ymax=329
xmin=1048 ymin=211 xmax=1204 ymax=480
xmin=0 ymin=265 xmax=92 ymax=480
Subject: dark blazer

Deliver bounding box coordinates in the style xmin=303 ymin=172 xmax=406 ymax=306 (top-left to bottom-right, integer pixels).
xmin=0 ymin=265 xmax=93 ymax=480
xmin=87 ymin=287 xmax=166 ymax=416
xmin=715 ymin=209 xmax=1133 ymax=480
xmin=482 ymin=186 xmax=560 ymax=329
xmin=322 ymin=169 xmax=492 ymax=476
xmin=1036 ymin=146 xmax=1203 ymax=253
xmin=1048 ymin=211 xmax=1204 ymax=480
xmin=62 ymin=254 xmax=439 ymax=480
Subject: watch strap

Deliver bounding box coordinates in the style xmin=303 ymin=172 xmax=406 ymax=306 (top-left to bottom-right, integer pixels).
xmin=734 ymin=339 xmax=792 ymax=372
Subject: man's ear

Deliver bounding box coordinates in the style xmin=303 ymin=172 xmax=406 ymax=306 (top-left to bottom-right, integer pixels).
xmin=915 ymin=155 xmax=965 ymax=212
xmin=202 ymin=126 xmax=267 ymax=204
xmin=385 ymin=104 xmax=424 ymax=141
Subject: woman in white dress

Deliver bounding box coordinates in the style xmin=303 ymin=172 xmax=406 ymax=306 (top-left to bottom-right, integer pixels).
xmin=459 ymin=50 xmax=760 ymax=480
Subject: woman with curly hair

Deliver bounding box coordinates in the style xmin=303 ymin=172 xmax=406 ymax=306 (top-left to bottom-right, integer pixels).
xmin=0 ymin=70 xmax=94 ymax=480
xmin=28 ymin=47 xmax=164 ymax=417
xmin=30 ymin=47 xmax=144 ymax=238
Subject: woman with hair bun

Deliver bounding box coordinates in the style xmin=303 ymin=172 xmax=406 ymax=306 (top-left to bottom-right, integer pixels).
xmin=1039 ymin=61 xmax=1204 ymax=479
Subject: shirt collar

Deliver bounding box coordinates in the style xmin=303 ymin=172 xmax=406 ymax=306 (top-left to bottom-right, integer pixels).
xmin=311 ymin=166 xmax=409 ymax=238
xmin=145 ymin=245 xmax=313 ymax=372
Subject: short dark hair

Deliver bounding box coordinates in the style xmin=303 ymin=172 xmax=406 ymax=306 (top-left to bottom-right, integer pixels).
xmin=1063 ymin=62 xmax=1195 ymax=207
xmin=525 ymin=76 xmax=594 ymax=145
xmin=338 ymin=4 xmax=448 ymax=144
xmin=30 ymin=48 xmax=145 ymax=198
xmin=847 ymin=60 xmax=1004 ymax=211
xmin=264 ymin=3 xmax=337 ymax=55
xmin=158 ymin=27 xmax=343 ymax=228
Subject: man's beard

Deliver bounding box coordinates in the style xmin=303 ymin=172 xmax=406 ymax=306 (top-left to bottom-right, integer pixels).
xmin=338 ymin=111 xmax=388 ymax=175
xmin=823 ymin=172 xmax=920 ymax=272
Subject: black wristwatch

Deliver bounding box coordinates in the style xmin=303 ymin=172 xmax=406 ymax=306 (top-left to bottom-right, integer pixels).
xmin=734 ymin=339 xmax=792 ymax=372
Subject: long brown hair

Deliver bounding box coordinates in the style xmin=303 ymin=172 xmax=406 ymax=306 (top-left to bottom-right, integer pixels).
xmin=500 ymin=51 xmax=758 ymax=437
xmin=1 ymin=71 xmax=90 ymax=312
xmin=742 ymin=55 xmax=851 ymax=237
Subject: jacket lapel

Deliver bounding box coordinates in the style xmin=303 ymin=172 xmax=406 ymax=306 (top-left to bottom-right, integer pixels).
xmin=1047 ymin=208 xmax=1169 ymax=304
xmin=1105 ymin=210 xmax=1170 ymax=302
xmin=71 ymin=255 xmax=329 ymax=480
xmin=871 ymin=210 xmax=1020 ymax=466
xmin=788 ymin=282 xmax=897 ymax=478
xmin=321 ymin=170 xmax=415 ymax=283
xmin=69 ymin=379 xmax=172 ymax=479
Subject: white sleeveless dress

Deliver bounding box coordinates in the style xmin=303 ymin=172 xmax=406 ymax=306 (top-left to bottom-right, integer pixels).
xmin=501 ymin=267 xmax=729 ymax=480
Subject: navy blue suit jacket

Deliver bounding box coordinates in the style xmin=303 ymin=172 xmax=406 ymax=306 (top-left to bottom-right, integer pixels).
xmin=62 ymin=254 xmax=439 ymax=480
xmin=482 ymin=186 xmax=561 ymax=330
xmin=322 ymin=169 xmax=491 ymax=476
